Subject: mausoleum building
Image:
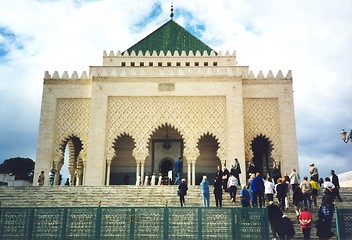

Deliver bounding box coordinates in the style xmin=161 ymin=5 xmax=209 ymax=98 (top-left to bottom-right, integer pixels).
xmin=34 ymin=18 xmax=298 ymax=186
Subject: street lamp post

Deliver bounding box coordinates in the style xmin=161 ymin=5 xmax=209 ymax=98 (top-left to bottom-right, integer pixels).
xmin=340 ymin=129 xmax=352 ymax=143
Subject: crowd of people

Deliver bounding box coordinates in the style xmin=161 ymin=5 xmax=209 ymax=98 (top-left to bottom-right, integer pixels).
xmin=176 ymin=160 xmax=342 ymax=240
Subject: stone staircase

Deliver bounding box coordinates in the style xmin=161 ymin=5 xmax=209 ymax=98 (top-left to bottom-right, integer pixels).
xmin=0 ymin=185 xmax=239 ymax=208
xmin=1 ymin=185 xmax=351 ymax=239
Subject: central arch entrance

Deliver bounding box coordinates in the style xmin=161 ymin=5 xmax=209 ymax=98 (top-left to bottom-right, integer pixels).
xmin=250 ymin=134 xmax=274 ymax=177
xmin=159 ymin=158 xmax=174 ymax=184
xmin=160 ymin=158 xmax=174 ymax=176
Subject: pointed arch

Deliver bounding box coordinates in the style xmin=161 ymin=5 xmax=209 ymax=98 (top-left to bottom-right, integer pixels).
xmin=250 ymin=134 xmax=274 ymax=177
xmin=110 ymin=133 xmax=136 ymax=185
xmin=58 ymin=134 xmax=84 ymax=186
xmin=195 ymin=133 xmax=221 ymax=184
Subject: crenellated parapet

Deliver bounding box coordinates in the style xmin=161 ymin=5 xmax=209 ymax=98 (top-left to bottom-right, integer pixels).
xmin=243 ymin=70 xmax=292 ymax=80
xmin=44 ymin=71 xmax=89 ymax=80
xmin=102 ymin=50 xmax=237 ymax=67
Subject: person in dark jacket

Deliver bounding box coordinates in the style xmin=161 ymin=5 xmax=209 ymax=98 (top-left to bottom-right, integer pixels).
xmin=267 ymin=201 xmax=284 ymax=239
xmin=316 ymin=195 xmax=334 ymax=239
xmin=250 ymin=173 xmax=265 ymax=207
xmin=330 ymin=170 xmax=342 ymax=202
xmin=222 ymin=166 xmax=229 ymax=192
xmin=276 ymin=215 xmax=295 ymax=240
xmin=272 ymin=165 xmax=282 ymax=184
xmin=247 ymin=163 xmax=258 ymax=178
xmin=178 ymin=178 xmax=188 ymax=207
xmin=213 ymin=176 xmax=223 ymax=207
xmin=275 ymin=178 xmax=288 ymax=211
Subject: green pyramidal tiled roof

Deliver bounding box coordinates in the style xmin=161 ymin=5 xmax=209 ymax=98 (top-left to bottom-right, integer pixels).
xmin=125 ymin=19 xmax=215 ymax=55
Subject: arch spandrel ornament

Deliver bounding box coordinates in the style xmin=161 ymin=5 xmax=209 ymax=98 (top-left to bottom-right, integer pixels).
xmin=243 ymin=98 xmax=281 ymax=163
xmin=54 ymin=98 xmax=90 ymax=163
xmin=107 ymin=96 xmax=226 ymax=162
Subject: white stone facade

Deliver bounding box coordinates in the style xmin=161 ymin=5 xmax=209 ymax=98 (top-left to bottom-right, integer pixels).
xmin=34 ymin=50 xmax=298 ymax=186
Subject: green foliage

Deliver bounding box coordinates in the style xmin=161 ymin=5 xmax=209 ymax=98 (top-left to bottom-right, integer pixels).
xmin=0 ymin=157 xmax=34 ymax=182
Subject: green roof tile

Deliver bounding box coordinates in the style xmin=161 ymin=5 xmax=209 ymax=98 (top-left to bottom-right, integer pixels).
xmin=125 ymin=19 xmax=215 ymax=55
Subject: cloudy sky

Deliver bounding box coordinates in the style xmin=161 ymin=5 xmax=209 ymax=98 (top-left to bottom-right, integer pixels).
xmin=1 ymin=0 xmax=351 ymax=182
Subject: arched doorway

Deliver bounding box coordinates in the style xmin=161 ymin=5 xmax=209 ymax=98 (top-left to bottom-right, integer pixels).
xmin=250 ymin=134 xmax=274 ymax=177
xmin=148 ymin=124 xmax=184 ymax=183
xmin=110 ymin=134 xmax=136 ymax=185
xmin=160 ymin=158 xmax=174 ymax=176
xmin=196 ymin=134 xmax=220 ymax=185
xmin=60 ymin=135 xmax=83 ymax=186
xmin=159 ymin=158 xmax=174 ymax=184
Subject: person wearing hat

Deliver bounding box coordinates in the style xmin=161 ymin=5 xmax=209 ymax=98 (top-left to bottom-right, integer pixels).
xmin=308 ymin=164 xmax=319 ymax=182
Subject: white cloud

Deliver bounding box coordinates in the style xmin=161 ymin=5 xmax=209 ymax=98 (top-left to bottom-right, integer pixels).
xmin=0 ymin=0 xmax=351 ymax=181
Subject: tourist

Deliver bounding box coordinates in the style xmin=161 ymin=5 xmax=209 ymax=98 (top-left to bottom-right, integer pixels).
xmin=267 ymin=201 xmax=283 ymax=239
xmin=330 ymin=170 xmax=342 ymax=202
xmin=239 ymin=185 xmax=250 ymax=207
xmin=310 ymin=177 xmax=319 ymax=209
xmin=215 ymin=165 xmax=223 ymax=188
xmin=200 ymin=175 xmax=210 ymax=207
xmin=232 ymin=158 xmax=242 ymax=185
xmin=65 ymin=178 xmax=70 ymax=186
xmin=178 ymin=178 xmax=188 ymax=207
xmin=222 ymin=166 xmax=229 ymax=192
xmin=37 ymin=171 xmax=45 ymax=186
xmin=264 ymin=176 xmax=275 ymax=204
xmin=275 ymin=178 xmax=288 ymax=211
xmin=300 ymin=176 xmax=312 ymax=210
xmin=49 ymin=168 xmax=56 ymax=187
xmin=227 ymin=173 xmax=239 ymax=203
xmin=293 ymin=186 xmax=304 ymax=216
xmin=316 ymin=195 xmax=334 ymax=239
xmin=247 ymin=162 xmax=258 ymax=178
xmin=250 ymin=173 xmax=265 ymax=207
xmin=289 ymin=168 xmax=301 ymax=192
xmin=247 ymin=173 xmax=255 ymax=207
xmin=299 ymin=207 xmax=312 ymax=240
xmin=308 ymin=163 xmax=319 ymax=182
xmin=271 ymin=163 xmax=282 ymax=184
xmin=276 ymin=215 xmax=295 ymax=240
xmin=323 ymin=177 xmax=335 ymax=201
xmin=174 ymin=157 xmax=183 ymax=185
xmin=318 ymin=178 xmax=324 ymax=188
xmin=283 ymin=173 xmax=291 ymax=210
xmin=213 ymin=176 xmax=223 ymax=207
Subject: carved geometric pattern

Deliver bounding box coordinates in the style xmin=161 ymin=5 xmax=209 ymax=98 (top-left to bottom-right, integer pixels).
xmin=243 ymin=98 xmax=280 ymax=161
xmin=107 ymin=96 xmax=226 ymax=161
xmin=55 ymin=99 xmax=90 ymax=159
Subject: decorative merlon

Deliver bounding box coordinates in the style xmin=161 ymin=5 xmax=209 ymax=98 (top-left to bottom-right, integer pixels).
xmin=102 ymin=50 xmax=236 ymax=57
xmin=44 ymin=71 xmax=89 ymax=80
xmin=44 ymin=69 xmax=291 ymax=80
xmin=243 ymin=70 xmax=292 ymax=80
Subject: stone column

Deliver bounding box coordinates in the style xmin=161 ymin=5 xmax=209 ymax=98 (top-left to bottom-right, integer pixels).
xmin=106 ymin=160 xmax=111 ymax=186
xmin=136 ymin=162 xmax=141 ymax=185
xmin=141 ymin=161 xmax=145 ymax=185
xmin=53 ymin=159 xmax=63 ymax=186
xmin=192 ymin=162 xmax=196 ymax=186
xmin=187 ymin=163 xmax=191 ymax=185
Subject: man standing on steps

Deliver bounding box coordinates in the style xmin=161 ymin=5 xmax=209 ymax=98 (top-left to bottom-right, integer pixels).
xmin=178 ymin=178 xmax=188 ymax=207
xmin=330 ymin=170 xmax=342 ymax=202
xmin=174 ymin=157 xmax=183 ymax=185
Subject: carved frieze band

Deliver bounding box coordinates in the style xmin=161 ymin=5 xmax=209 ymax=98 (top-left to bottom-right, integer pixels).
xmin=107 ymin=96 xmax=226 ymax=159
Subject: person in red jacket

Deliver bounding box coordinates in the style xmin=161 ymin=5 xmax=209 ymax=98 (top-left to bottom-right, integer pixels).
xmin=299 ymin=207 xmax=312 ymax=240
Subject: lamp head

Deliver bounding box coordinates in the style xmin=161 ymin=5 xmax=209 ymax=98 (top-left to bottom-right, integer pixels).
xmin=341 ymin=129 xmax=347 ymax=142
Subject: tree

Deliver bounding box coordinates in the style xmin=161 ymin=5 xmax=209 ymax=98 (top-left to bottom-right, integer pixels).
xmin=0 ymin=157 xmax=35 ymax=182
